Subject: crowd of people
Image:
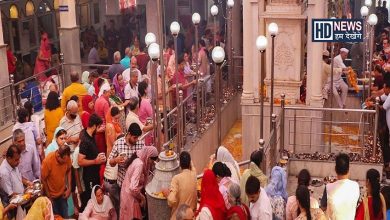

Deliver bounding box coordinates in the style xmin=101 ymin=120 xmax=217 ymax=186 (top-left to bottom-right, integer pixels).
xmin=5 ymin=2 xmax=390 ymax=219
xmin=1 ymin=17 xmax=223 ymax=219
xmin=4 ymin=126 xmax=390 ymax=220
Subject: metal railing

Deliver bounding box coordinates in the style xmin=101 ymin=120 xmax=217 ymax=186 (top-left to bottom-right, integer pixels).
xmin=259 ymin=112 xmax=281 ymax=176
xmin=0 ymin=53 xmax=242 ymax=154
xmin=232 ymin=56 xmax=243 ymax=90
xmin=161 ymin=75 xmax=212 ymax=153
xmin=0 ymin=82 xmax=15 ymax=128
xmin=279 ymin=94 xmax=379 ymax=158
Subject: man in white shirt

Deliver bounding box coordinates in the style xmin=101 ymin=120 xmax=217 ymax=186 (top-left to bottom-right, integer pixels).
xmin=245 ymin=175 xmax=272 ymax=220
xmin=125 ymin=96 xmax=153 ymax=132
xmin=122 ymin=56 xmax=142 ymax=84
xmin=322 ymin=153 xmax=360 ymax=220
xmin=322 ymin=50 xmax=349 ymax=108
xmin=333 ymin=48 xmax=348 ymax=68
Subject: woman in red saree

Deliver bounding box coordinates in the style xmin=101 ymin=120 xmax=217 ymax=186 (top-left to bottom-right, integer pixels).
xmin=196 ymin=170 xmax=227 ymax=220
xmin=34 ymin=32 xmax=52 ymax=82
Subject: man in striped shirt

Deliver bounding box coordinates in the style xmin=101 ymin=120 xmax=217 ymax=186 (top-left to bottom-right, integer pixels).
xmin=60 ymin=100 xmax=83 ymax=150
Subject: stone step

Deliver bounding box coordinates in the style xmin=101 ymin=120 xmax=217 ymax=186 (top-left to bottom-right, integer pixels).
xmin=288 ymin=158 xmax=382 ymax=182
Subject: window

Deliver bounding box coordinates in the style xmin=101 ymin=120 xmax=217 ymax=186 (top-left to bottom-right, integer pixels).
xmin=26 ymin=1 xmax=35 ymax=16
xmin=10 ymin=4 xmax=19 ymax=19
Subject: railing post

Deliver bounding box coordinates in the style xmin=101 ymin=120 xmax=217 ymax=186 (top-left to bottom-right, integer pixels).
xmin=259 ymin=138 xmax=266 ymax=173
xmin=271 ymin=113 xmax=277 ymax=166
xmin=373 ymin=97 xmax=380 ymax=157
xmin=200 ymin=78 xmax=205 ymax=119
xmin=178 ymin=90 xmax=184 ymax=154
xmin=9 ymin=74 xmax=16 ymax=122
xmin=280 ymin=94 xmax=285 ymax=155
xmin=196 ymin=77 xmax=203 ymax=134
xmin=59 ymin=53 xmax=65 ymax=91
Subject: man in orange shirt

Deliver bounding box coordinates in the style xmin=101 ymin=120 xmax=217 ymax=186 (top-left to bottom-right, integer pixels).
xmin=41 ymin=144 xmax=72 ymax=218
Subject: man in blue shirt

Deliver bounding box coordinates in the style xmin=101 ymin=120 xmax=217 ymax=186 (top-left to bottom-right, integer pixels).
xmin=120 ymin=47 xmax=131 ymax=69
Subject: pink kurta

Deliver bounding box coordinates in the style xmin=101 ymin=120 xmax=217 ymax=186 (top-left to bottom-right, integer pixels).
xmin=138 ymin=97 xmax=153 ymax=145
xmin=119 ymin=158 xmax=145 ymax=220
xmin=95 ymin=96 xmax=110 ymax=124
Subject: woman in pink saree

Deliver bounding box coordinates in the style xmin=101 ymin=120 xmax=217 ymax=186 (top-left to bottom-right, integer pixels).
xmin=119 ymin=146 xmax=158 ymax=220
xmin=34 ymin=32 xmax=52 ymax=82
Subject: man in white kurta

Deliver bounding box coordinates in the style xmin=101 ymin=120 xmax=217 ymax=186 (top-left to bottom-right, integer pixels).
xmin=324 ymin=153 xmax=360 ymax=220
xmin=322 ymin=50 xmax=349 ymax=108
xmin=333 ymin=48 xmax=348 ymax=69
xmin=246 ymin=176 xmax=272 ymax=220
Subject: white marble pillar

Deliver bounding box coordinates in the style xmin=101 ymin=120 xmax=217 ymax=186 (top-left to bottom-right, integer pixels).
xmin=146 ymin=0 xmax=159 ymax=35
xmin=242 ymin=0 xmax=259 ymax=103
xmin=307 ymin=0 xmax=325 ymax=107
xmin=0 ymin=14 xmax=9 ymax=87
xmin=59 ymin=0 xmax=81 ymax=85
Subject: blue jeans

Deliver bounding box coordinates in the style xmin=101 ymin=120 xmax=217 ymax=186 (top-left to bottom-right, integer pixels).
xmin=52 ymin=197 xmax=68 ymax=218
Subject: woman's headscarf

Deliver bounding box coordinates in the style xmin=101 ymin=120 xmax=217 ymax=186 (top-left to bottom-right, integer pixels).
xmin=45 ymin=126 xmax=65 ymax=156
xmin=82 ymin=95 xmax=94 ymax=114
xmin=137 ymin=146 xmax=158 ymax=179
xmin=106 ymin=107 xmax=122 ymax=134
xmin=227 ymin=205 xmax=250 ymax=220
xmin=24 ymin=196 xmax=54 ymax=220
xmin=82 ymin=71 xmax=90 ymax=84
xmin=112 ymin=73 xmax=125 ymax=100
xmin=265 ymin=166 xmax=288 ymax=201
xmin=197 ymin=169 xmax=227 ymax=220
xmin=216 ymin=146 xmax=241 ymax=182
xmin=90 ymin=185 xmax=114 ymax=214
xmin=98 ymin=82 xmax=110 ymax=97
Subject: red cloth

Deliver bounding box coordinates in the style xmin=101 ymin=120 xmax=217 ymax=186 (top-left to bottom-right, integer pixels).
xmin=197 ymin=170 xmax=227 ymax=220
xmin=81 ymin=111 xmax=90 ymax=129
xmin=95 ymin=132 xmax=106 ymax=154
xmin=80 ymin=95 xmax=94 ymax=129
xmin=355 ymin=197 xmax=384 ymax=220
xmin=7 ymin=49 xmax=16 ymax=74
xmin=82 ymin=95 xmax=94 ymax=114
xmin=227 ymin=205 xmax=251 ymax=220
xmin=136 ymin=53 xmax=150 ymax=75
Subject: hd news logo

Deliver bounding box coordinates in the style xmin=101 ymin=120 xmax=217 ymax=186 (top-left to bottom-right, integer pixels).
xmin=312 ymin=19 xmax=363 ymax=42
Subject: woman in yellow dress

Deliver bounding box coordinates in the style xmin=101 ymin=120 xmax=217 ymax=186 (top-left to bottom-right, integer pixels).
xmin=44 ymin=91 xmax=63 ymax=146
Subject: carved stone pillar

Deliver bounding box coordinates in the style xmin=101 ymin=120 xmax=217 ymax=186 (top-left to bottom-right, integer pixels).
xmin=263 ymin=2 xmax=306 ymax=104
xmin=307 ymin=0 xmax=325 ymax=107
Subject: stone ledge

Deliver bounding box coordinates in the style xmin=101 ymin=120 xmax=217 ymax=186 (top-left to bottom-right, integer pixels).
xmin=288 ymin=158 xmax=383 ymax=182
